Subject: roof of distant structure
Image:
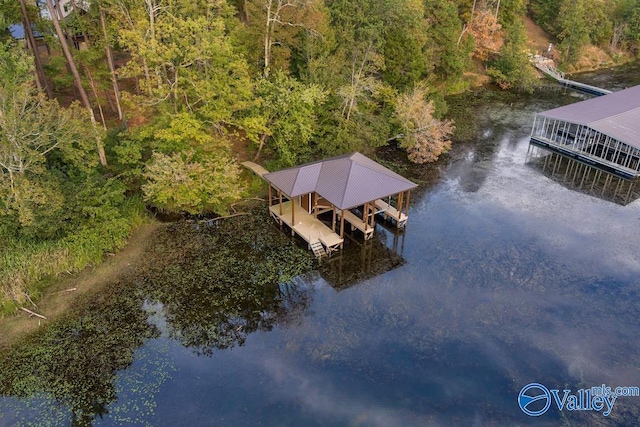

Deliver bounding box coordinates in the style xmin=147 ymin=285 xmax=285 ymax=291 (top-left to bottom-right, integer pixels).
xmin=8 ymin=23 xmax=46 ymax=40
xmin=263 ymin=152 xmax=418 ymax=210
xmin=536 ymin=85 xmax=640 ymax=150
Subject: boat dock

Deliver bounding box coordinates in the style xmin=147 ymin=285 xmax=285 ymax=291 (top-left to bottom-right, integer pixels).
xmin=532 ymin=56 xmax=612 ymax=97
xmin=243 ymin=153 xmax=417 ymax=258
xmin=269 ymin=200 xmax=343 ymax=257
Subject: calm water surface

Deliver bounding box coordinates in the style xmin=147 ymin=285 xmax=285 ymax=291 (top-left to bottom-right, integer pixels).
xmin=2 ymin=66 xmax=640 ymax=426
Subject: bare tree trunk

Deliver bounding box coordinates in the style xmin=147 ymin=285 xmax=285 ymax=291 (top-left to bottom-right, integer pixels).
xmin=100 ymin=7 xmax=125 ymax=123
xmin=495 ymin=0 xmax=501 ymax=20
xmin=104 ymin=89 xmax=116 ymax=112
xmin=85 ymin=66 xmax=107 ymax=130
xmin=254 ymin=133 xmax=269 ymax=161
xmin=45 ymin=0 xmax=107 ymax=166
xmin=458 ymin=0 xmax=478 ymax=46
xmin=18 ymin=0 xmax=52 ymax=98
xmin=264 ymin=0 xmax=273 ymax=78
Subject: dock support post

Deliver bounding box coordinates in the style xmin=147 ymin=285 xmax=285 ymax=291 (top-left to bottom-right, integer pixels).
xmin=332 ymin=206 xmax=336 ymax=232
xmin=363 ymin=203 xmax=368 ymax=231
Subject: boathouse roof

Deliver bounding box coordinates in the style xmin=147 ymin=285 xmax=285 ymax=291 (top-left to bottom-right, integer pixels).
xmin=536 ymin=85 xmax=640 ymax=150
xmin=263 ymin=152 xmax=417 ymax=210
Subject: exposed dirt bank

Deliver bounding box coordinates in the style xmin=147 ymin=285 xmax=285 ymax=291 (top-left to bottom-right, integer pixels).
xmin=0 ymin=222 xmax=162 ymax=351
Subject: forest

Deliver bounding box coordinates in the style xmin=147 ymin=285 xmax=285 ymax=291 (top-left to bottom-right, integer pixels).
xmin=2 ymin=0 xmax=640 ymax=312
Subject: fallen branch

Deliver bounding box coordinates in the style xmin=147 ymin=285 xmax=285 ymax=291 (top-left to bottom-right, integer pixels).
xmin=21 ymin=307 xmax=47 ymax=320
xmin=24 ymin=292 xmax=37 ymax=309
xmin=49 ymin=287 xmax=77 ymax=295
xmin=190 ymin=212 xmax=251 ymax=225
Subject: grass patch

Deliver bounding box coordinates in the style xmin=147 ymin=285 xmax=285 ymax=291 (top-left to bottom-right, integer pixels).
xmin=0 ymin=197 xmax=148 ymax=316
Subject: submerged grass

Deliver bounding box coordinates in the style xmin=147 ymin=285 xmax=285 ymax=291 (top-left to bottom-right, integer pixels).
xmin=0 ymin=197 xmax=148 ymax=315
xmin=0 ymin=206 xmax=315 ymax=424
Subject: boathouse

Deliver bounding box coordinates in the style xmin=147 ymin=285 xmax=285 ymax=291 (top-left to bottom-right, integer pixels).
xmin=243 ymin=153 xmax=417 ymax=257
xmin=527 ymin=85 xmax=640 ymax=204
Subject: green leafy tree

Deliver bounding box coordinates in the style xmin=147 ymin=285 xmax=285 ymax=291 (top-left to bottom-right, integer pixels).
xmin=142 ymin=150 xmax=243 ymax=215
xmin=0 ymin=45 xmax=104 ymax=238
xmin=252 ymin=72 xmax=326 ymax=166
xmin=557 ymin=0 xmax=590 ymax=64
xmin=625 ymin=5 xmax=640 ymax=55
xmin=236 ymin=0 xmax=329 ymax=78
xmin=488 ymin=21 xmax=538 ymax=92
xmin=424 ymin=0 xmax=474 ymax=82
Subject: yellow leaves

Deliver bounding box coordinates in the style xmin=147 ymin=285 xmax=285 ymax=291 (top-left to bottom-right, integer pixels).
xmin=395 ymin=84 xmax=454 ymax=164
xmin=469 ymin=9 xmax=504 ymax=61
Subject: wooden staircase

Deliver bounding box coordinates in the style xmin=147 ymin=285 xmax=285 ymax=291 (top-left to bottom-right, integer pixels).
xmin=309 ymin=240 xmax=326 ymax=258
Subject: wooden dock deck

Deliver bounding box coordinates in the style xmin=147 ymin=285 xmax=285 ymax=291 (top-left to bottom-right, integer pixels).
xmin=269 ymin=201 xmax=343 ymax=256
xmin=338 ymin=209 xmax=375 ymax=240
xmin=241 ymin=161 xmax=270 ymax=177
xmin=374 ymin=199 xmax=408 ymax=228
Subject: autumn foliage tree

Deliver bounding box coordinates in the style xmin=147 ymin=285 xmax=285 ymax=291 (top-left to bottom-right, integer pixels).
xmin=394 ymin=85 xmax=454 ymax=164
xmin=468 ymin=8 xmax=503 ymax=60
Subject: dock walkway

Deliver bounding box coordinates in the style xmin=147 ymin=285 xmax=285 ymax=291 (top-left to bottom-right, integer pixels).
xmin=532 ymin=56 xmax=612 ymax=97
xmin=338 ymin=209 xmax=375 ymax=240
xmin=241 ymin=161 xmax=270 ymax=177
xmin=374 ymin=199 xmax=408 ymax=228
xmin=269 ymin=201 xmax=343 ymax=256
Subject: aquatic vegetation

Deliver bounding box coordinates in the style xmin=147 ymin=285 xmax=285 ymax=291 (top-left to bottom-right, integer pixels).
xmin=0 ymin=207 xmax=316 ymax=423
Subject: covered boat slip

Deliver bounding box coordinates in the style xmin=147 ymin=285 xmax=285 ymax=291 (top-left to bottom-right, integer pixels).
xmin=528 ymin=85 xmax=640 ymax=180
xmin=254 ymin=152 xmax=417 ymax=257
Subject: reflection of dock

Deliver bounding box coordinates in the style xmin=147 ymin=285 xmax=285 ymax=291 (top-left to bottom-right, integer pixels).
xmin=526 ymin=150 xmax=640 ymax=205
xmin=319 ymin=225 xmax=406 ymax=290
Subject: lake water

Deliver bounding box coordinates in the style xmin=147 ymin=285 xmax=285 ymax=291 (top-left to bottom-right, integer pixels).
xmin=2 ymin=66 xmax=640 ymax=426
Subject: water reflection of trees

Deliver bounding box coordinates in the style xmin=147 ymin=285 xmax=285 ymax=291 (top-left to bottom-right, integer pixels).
xmin=0 ymin=283 xmax=158 ymax=426
xmin=0 ymin=208 xmax=316 ymax=423
xmin=137 ymin=210 xmax=315 ymax=355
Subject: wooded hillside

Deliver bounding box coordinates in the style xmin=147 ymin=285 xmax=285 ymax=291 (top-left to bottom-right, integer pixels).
xmin=1 ymin=0 xmax=639 ymax=310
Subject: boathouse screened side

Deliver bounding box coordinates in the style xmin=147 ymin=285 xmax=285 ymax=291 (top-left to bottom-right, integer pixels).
xmin=529 ymin=85 xmax=640 ymax=179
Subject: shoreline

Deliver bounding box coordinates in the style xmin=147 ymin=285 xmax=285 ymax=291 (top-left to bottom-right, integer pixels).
xmin=0 ymin=60 xmax=633 ymax=352
xmin=0 ymin=222 xmax=162 ymax=351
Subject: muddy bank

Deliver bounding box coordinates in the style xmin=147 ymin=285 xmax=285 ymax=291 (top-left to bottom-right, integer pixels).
xmin=0 ymin=223 xmax=162 ymax=351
